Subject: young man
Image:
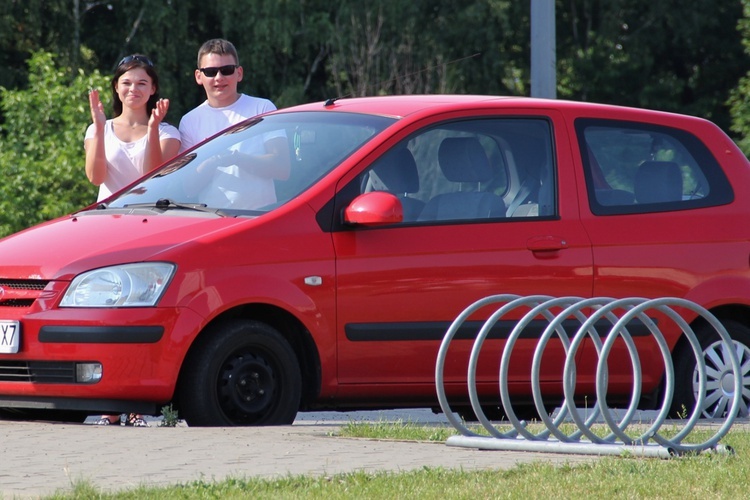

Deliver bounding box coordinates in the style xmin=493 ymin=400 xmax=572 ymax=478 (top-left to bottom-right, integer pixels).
xmin=179 ymin=39 xmax=289 ymax=209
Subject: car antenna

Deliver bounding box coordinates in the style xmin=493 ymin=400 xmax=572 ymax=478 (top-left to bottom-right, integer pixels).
xmin=324 ymin=95 xmax=349 ymax=107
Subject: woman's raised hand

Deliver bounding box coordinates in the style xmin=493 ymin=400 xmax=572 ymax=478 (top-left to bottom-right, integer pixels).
xmin=88 ymin=89 xmax=106 ymax=128
xmin=149 ymin=98 xmax=170 ymax=128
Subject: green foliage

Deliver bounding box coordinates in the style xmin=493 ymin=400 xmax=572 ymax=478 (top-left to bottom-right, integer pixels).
xmin=0 ymin=0 xmax=76 ymax=91
xmin=0 ymin=1 xmax=749 ymax=237
xmin=728 ymin=77 xmax=750 ymax=155
xmin=159 ymin=403 xmax=180 ymax=427
xmin=729 ymin=0 xmax=750 ymax=155
xmin=558 ymin=0 xmax=747 ymax=131
xmin=0 ymin=51 xmax=106 ymax=237
xmin=4 ymin=1 xmax=749 ymax=128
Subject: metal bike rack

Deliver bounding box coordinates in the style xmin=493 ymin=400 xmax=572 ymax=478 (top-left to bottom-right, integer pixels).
xmin=435 ymin=295 xmax=742 ymax=458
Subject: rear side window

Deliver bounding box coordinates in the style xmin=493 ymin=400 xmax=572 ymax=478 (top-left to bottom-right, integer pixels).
xmin=576 ymin=119 xmax=733 ymax=215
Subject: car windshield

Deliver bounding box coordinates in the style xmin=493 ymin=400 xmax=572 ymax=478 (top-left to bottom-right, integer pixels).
xmin=105 ymin=111 xmax=396 ymax=216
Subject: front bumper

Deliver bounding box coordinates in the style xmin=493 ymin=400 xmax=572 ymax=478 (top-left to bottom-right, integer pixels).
xmin=0 ymin=304 xmax=204 ymax=411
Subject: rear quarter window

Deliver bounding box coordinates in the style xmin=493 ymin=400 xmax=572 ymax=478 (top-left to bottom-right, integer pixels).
xmin=575 ymin=119 xmax=733 ymax=216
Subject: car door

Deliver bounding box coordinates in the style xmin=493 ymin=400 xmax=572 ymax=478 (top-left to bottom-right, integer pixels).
xmin=573 ymin=117 xmax=737 ymax=397
xmin=331 ymin=112 xmax=594 ymax=404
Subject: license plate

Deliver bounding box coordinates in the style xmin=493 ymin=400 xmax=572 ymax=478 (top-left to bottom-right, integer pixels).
xmin=0 ymin=320 xmax=20 ymax=354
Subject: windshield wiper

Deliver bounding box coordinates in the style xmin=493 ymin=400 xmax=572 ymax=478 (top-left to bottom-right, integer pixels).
xmin=124 ymin=198 xmax=229 ymax=217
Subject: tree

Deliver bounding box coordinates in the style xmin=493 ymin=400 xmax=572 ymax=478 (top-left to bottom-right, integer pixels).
xmin=729 ymin=0 xmax=750 ymax=155
xmin=557 ymin=0 xmax=748 ymax=131
xmin=0 ymin=51 xmax=108 ymax=237
xmin=0 ymin=1 xmax=72 ymax=94
xmin=0 ymin=1 xmax=748 ymax=239
xmin=5 ymin=1 xmax=747 ymax=128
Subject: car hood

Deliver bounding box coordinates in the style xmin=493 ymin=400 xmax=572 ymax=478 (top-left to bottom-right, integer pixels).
xmin=0 ymin=212 xmax=249 ymax=280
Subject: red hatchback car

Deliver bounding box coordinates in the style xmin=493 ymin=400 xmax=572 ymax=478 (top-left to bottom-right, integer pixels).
xmin=0 ymin=95 xmax=749 ymax=426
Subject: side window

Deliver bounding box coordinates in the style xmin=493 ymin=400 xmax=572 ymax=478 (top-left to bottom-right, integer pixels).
xmin=576 ymin=119 xmax=733 ymax=215
xmin=359 ymin=118 xmax=556 ymax=224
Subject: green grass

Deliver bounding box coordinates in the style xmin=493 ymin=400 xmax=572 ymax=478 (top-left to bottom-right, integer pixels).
xmin=336 ymin=418 xmax=462 ymax=442
xmin=336 ymin=418 xmax=726 ymax=444
xmin=46 ymin=423 xmax=750 ymax=499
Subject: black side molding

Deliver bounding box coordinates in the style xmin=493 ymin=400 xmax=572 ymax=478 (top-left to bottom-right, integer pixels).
xmin=38 ymin=326 xmax=164 ymax=344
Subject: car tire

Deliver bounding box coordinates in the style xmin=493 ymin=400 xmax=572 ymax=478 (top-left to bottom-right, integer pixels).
xmin=177 ymin=319 xmax=302 ymax=426
xmin=671 ymin=319 xmax=750 ymax=419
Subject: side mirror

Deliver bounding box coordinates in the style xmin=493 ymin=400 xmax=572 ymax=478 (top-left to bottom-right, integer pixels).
xmin=344 ymin=191 xmax=403 ymax=226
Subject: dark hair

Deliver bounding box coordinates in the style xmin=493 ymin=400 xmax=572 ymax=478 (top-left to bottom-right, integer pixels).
xmin=111 ymin=54 xmax=160 ymax=117
xmin=197 ymin=39 xmax=240 ymax=68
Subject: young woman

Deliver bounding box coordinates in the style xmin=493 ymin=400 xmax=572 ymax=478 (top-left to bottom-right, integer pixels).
xmin=84 ymin=54 xmax=180 ymax=426
xmin=85 ymin=54 xmax=181 ymax=202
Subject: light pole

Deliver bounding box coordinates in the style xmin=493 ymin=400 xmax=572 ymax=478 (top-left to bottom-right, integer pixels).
xmin=531 ymin=0 xmax=556 ymax=98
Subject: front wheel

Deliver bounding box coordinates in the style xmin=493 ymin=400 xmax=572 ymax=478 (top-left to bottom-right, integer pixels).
xmin=671 ymin=319 xmax=750 ymax=419
xmin=177 ymin=320 xmax=302 ymax=426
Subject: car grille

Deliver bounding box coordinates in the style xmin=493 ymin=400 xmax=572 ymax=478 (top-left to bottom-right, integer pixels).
xmin=0 ymin=279 xmax=49 ymax=308
xmin=0 ymin=299 xmax=35 ymax=308
xmin=0 ymin=361 xmax=76 ymax=383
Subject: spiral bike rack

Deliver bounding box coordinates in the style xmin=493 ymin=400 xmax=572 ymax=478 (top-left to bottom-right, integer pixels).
xmin=435 ymin=295 xmax=742 ymax=458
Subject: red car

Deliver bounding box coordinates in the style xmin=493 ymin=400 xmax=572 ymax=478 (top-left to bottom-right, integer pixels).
xmin=0 ymin=95 xmax=748 ymax=425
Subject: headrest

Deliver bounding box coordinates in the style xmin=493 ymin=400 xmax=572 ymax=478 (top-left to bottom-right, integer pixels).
xmin=371 ymin=148 xmax=419 ymax=194
xmin=438 ymin=137 xmax=493 ymax=183
xmin=634 ymin=161 xmax=683 ymax=204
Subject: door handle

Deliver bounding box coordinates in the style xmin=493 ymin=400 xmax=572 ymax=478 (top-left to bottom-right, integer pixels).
xmin=527 ymin=235 xmax=568 ymax=252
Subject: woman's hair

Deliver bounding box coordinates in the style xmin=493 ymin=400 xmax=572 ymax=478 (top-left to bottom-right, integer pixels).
xmin=111 ymin=54 xmax=160 ymax=117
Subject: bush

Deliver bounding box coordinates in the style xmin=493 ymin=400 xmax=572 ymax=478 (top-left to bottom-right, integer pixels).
xmin=0 ymin=51 xmax=108 ymax=237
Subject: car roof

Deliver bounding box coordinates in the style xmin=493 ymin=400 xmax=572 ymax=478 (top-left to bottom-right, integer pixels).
xmin=276 ymin=94 xmax=705 ymax=124
xmin=282 ymin=95 xmax=514 ymax=118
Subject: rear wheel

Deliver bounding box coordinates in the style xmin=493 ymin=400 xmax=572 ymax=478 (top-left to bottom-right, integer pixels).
xmin=178 ymin=320 xmax=302 ymax=426
xmin=671 ymin=320 xmax=750 ymax=418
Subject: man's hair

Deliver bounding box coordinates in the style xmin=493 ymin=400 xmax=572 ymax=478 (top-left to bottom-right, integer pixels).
xmin=197 ymin=39 xmax=239 ymax=67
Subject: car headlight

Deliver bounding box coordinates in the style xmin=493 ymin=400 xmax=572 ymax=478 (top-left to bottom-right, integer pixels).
xmin=60 ymin=263 xmax=175 ymax=308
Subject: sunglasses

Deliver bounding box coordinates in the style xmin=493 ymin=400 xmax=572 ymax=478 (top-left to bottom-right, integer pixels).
xmin=199 ymin=65 xmax=238 ymax=77
xmin=118 ymin=55 xmax=154 ymax=67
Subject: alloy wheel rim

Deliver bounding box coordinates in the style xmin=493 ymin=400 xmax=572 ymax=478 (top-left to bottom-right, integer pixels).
xmin=691 ymin=340 xmax=750 ymax=418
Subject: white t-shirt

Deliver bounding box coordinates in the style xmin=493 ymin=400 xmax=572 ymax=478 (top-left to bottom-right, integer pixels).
xmin=179 ymin=94 xmax=284 ymax=210
xmin=178 ymin=94 xmax=277 ymax=152
xmin=85 ymin=120 xmax=180 ymax=201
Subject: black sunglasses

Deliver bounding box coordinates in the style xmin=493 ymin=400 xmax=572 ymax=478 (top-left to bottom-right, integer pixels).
xmin=199 ymin=65 xmax=238 ymax=77
xmin=118 ymin=55 xmax=154 ymax=67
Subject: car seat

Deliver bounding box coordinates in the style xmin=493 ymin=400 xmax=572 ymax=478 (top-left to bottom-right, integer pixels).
xmin=634 ymin=160 xmax=683 ymax=204
xmin=369 ymin=148 xmax=425 ymax=221
xmin=418 ymin=137 xmax=505 ymax=221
